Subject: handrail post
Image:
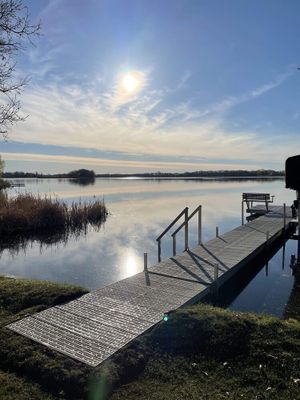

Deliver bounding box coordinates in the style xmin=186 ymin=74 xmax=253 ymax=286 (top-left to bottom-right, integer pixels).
xmin=216 ymin=226 xmax=219 ymax=237
xmin=198 ymin=205 xmax=202 ymax=244
xmin=158 ymin=239 xmax=161 ymax=262
xmin=184 ymin=207 xmax=189 ymax=251
xmin=173 ymin=235 xmax=176 ymax=256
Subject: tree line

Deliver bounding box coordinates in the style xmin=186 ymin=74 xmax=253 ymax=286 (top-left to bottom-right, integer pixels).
xmin=2 ymin=169 xmax=284 ymax=179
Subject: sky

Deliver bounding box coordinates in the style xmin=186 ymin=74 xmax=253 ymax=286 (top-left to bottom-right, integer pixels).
xmin=1 ymin=0 xmax=300 ymax=173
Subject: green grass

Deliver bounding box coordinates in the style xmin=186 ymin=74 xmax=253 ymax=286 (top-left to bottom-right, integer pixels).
xmin=1 ymin=276 xmax=300 ymax=400
xmin=110 ymin=306 xmax=300 ymax=400
xmin=0 ymin=276 xmax=91 ymax=400
xmin=0 ymin=371 xmax=56 ymax=400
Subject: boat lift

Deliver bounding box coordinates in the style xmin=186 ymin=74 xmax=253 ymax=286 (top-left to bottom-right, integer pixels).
xmin=286 ymin=155 xmax=300 ymax=273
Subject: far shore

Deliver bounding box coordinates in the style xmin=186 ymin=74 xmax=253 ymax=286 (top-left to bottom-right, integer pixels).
xmin=2 ymin=168 xmax=285 ymax=180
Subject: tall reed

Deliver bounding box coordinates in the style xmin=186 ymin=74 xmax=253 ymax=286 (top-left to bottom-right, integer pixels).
xmin=0 ymin=192 xmax=108 ymax=236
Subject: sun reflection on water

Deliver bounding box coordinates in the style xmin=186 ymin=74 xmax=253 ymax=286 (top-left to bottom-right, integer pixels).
xmin=125 ymin=254 xmax=139 ymax=276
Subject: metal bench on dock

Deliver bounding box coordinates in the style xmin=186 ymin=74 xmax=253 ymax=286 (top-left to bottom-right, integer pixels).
xmin=242 ymin=193 xmax=275 ymax=224
xmin=242 ymin=192 xmax=274 ymax=213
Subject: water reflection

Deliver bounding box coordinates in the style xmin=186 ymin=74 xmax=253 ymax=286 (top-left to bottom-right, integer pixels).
xmin=68 ymin=177 xmax=95 ymax=186
xmin=0 ymin=178 xmax=296 ymax=297
xmin=125 ymin=253 xmax=140 ymax=276
xmin=214 ymin=238 xmax=296 ymax=318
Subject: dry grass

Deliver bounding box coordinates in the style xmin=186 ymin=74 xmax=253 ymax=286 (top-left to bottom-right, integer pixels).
xmin=0 ymin=179 xmax=10 ymax=190
xmin=0 ymin=192 xmax=108 ymax=236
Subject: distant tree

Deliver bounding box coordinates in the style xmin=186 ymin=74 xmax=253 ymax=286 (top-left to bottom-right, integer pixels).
xmin=68 ymin=169 xmax=96 ymax=179
xmin=0 ymin=0 xmax=40 ymax=136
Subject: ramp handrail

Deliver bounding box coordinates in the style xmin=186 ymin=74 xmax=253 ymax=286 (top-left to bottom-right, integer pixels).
xmin=156 ymin=207 xmax=188 ymax=262
xmin=171 ymin=205 xmax=202 ymax=256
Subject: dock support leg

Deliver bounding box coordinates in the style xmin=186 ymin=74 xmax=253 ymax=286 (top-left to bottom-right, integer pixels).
xmin=242 ymin=200 xmax=244 ymax=225
xmin=216 ymin=226 xmax=219 ymax=238
xmin=214 ymin=263 xmax=219 ymax=281
xmin=282 ymin=242 xmax=286 ymax=270
xmin=266 ymin=231 xmax=269 ymax=245
xmin=211 ymin=263 xmax=219 ymax=306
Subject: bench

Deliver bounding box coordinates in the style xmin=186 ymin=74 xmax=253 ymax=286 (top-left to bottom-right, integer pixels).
xmin=242 ymin=192 xmax=274 ymax=213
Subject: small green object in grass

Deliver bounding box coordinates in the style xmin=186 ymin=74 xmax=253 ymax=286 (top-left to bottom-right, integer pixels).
xmin=163 ymin=314 xmax=169 ymax=322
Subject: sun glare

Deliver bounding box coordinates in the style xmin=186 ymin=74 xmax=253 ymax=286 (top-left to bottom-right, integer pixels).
xmin=122 ymin=73 xmax=140 ymax=93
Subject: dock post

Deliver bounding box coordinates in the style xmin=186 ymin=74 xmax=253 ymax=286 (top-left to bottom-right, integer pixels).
xmin=265 ymin=261 xmax=269 ymax=276
xmin=198 ymin=205 xmax=202 ymax=245
xmin=144 ymin=252 xmax=151 ymax=286
xmin=214 ymin=263 xmax=219 ymax=281
xmin=158 ymin=239 xmax=161 ymax=262
xmin=144 ymin=253 xmax=148 ymax=272
xmin=282 ymin=242 xmax=286 ymax=270
xmin=184 ymin=208 xmax=189 ymax=251
xmin=266 ymin=231 xmax=270 ymax=249
xmin=211 ymin=263 xmax=219 ymax=305
xmin=216 ymin=226 xmax=219 ymax=238
xmin=242 ymin=200 xmax=244 ymax=225
xmin=173 ymin=235 xmax=176 ymax=256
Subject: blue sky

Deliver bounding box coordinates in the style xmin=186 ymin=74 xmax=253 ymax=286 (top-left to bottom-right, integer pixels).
xmin=1 ymin=0 xmax=300 ymax=173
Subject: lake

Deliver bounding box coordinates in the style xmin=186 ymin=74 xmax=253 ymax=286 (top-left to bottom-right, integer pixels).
xmin=0 ymin=177 xmax=298 ymax=317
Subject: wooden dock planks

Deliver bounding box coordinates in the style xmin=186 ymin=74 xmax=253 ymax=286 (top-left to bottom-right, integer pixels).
xmin=7 ymin=206 xmax=293 ymax=367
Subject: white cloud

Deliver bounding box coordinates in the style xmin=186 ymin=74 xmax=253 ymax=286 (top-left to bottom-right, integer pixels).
xmin=7 ymin=67 xmax=297 ymax=168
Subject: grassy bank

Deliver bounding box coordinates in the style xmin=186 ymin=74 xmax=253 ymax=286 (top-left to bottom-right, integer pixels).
xmin=1 ymin=276 xmax=300 ymax=399
xmin=0 ymin=192 xmax=107 ymax=236
xmin=0 ymin=276 xmax=90 ymax=400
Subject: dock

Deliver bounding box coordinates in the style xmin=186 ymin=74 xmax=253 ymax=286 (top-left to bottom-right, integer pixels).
xmin=7 ymin=205 xmax=294 ymax=367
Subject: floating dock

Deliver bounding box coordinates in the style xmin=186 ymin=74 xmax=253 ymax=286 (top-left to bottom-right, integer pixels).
xmin=8 ymin=205 xmax=294 ymax=367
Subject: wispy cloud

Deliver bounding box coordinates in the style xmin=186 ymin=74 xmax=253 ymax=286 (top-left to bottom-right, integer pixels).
xmin=204 ymin=68 xmax=294 ymax=116
xmin=7 ymin=66 xmax=297 ymax=169
xmin=176 ymin=70 xmax=192 ymax=89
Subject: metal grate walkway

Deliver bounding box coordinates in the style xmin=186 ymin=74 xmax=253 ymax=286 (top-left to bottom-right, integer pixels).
xmin=7 ymin=206 xmax=293 ymax=367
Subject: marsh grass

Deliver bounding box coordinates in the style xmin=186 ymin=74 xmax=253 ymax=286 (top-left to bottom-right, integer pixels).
xmin=0 ymin=179 xmax=10 ymax=190
xmin=0 ymin=192 xmax=108 ymax=237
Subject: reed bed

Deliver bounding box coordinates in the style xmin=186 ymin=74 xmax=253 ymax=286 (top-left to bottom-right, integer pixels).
xmin=0 ymin=192 xmax=108 ymax=236
xmin=0 ymin=179 xmax=10 ymax=190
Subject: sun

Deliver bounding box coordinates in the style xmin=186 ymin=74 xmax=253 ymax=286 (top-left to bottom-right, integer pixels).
xmin=122 ymin=73 xmax=140 ymax=93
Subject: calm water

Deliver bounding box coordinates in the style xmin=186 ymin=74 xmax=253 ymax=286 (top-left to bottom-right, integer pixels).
xmin=0 ymin=177 xmax=298 ymax=317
